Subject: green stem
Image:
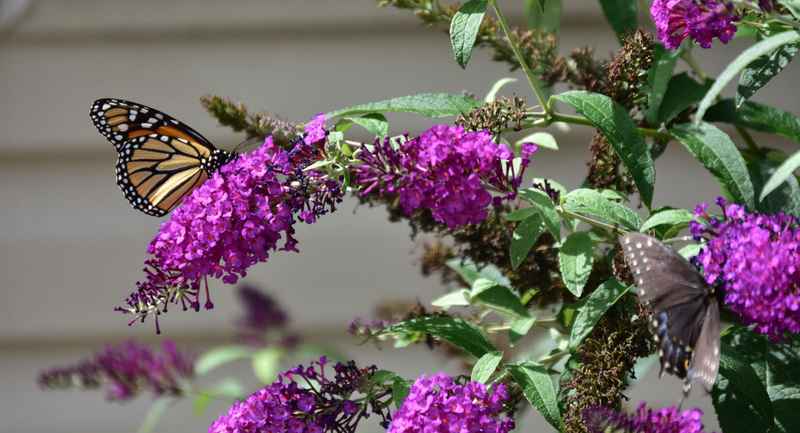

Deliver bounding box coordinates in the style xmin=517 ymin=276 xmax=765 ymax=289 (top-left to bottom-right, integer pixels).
xmin=489 ymin=0 xmax=549 ymax=112
xmin=736 ymin=125 xmax=761 ymax=153
xmin=512 ymin=111 xmax=673 ymax=142
xmin=682 ymin=49 xmax=708 ymax=82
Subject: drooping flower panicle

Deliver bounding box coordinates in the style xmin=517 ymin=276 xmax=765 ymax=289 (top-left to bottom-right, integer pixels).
xmin=691 ymin=198 xmax=800 ymax=340
xmin=38 ymin=340 xmax=194 ymax=401
xmin=209 ymin=357 xmax=390 ymax=433
xmin=650 ymin=0 xmax=738 ymax=50
xmin=388 ymin=373 xmax=514 ymax=433
xmin=117 ymin=116 xmax=342 ymax=331
xmin=583 ymin=403 xmax=710 ymax=433
xmin=353 ymin=125 xmax=536 ymax=229
xmin=235 ymin=284 xmax=299 ymax=347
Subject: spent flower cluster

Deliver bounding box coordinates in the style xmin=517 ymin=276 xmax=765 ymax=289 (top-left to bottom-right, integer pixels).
xmin=691 ymin=198 xmax=800 ymax=340
xmin=38 ymin=340 xmax=194 ymax=401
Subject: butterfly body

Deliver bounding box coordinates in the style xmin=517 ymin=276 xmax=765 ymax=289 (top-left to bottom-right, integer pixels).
xmin=620 ymin=233 xmax=720 ymax=396
xmin=90 ymin=98 xmax=233 ymax=216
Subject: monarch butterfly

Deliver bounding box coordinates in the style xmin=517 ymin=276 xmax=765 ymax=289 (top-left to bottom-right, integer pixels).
xmin=90 ymin=98 xmax=233 ymax=216
xmin=621 ymin=233 xmax=720 ymax=398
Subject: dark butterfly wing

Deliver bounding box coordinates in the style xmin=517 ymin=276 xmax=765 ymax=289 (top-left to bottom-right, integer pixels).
xmin=620 ymin=232 xmax=708 ymax=311
xmin=620 ymin=232 xmax=719 ymax=395
xmin=90 ymin=98 xmax=212 ymax=152
xmin=688 ymin=299 xmax=720 ymax=393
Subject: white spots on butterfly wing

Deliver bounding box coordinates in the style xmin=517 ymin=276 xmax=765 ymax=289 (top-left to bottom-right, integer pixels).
xmin=148 ymin=117 xmax=158 ymax=123
xmin=642 ymin=257 xmax=649 ymax=263
xmin=638 ymin=278 xmax=644 ymax=285
xmin=636 ymin=242 xmax=643 ymax=248
xmin=155 ymin=113 xmax=164 ymax=120
xmin=638 ymin=289 xmax=645 ymax=296
xmin=102 ymin=104 xmax=110 ymax=110
xmin=647 ymin=239 xmax=653 ymax=247
xmin=141 ymin=123 xmax=152 ymax=128
xmin=117 ymin=124 xmax=129 ymax=132
xmin=115 ymin=135 xmax=123 ymax=141
xmin=160 ymin=136 xmax=169 ymax=142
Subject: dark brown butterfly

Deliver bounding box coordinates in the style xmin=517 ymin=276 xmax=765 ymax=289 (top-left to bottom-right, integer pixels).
xmin=620 ymin=232 xmax=720 ymax=396
xmin=90 ymin=98 xmax=233 ymax=216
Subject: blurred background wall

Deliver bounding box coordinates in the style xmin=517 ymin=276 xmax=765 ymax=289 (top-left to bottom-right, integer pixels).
xmin=1 ymin=1 xmax=798 ymax=432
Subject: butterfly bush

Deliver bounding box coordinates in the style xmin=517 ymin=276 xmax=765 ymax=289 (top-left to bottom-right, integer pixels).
xmin=353 ymin=125 xmax=536 ymax=229
xmin=209 ymin=357 xmax=389 ymax=433
xmin=117 ymin=115 xmax=342 ymax=331
xmin=650 ymin=0 xmax=738 ymax=49
xmin=388 ymin=373 xmax=514 ymax=433
xmin=583 ymin=403 xmax=710 ymax=433
xmin=691 ymin=198 xmax=800 ymax=340
xmin=38 ymin=340 xmax=193 ymax=401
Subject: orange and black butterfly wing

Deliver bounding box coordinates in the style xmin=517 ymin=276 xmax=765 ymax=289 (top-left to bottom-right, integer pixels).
xmin=117 ymin=134 xmax=217 ymax=216
xmin=90 ymin=98 xmax=212 ymax=152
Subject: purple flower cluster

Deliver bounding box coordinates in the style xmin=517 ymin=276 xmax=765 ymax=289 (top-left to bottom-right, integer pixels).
xmin=38 ymin=340 xmax=193 ymax=401
xmin=209 ymin=357 xmax=388 ymax=433
xmin=583 ymin=403 xmax=709 ymax=433
xmin=117 ymin=116 xmax=342 ymax=331
xmin=691 ymin=198 xmax=800 ymax=340
xmin=650 ymin=0 xmax=738 ymax=50
xmin=353 ymin=125 xmax=536 ymax=229
xmin=388 ymin=373 xmax=514 ymax=433
xmin=236 ymin=284 xmax=299 ymax=347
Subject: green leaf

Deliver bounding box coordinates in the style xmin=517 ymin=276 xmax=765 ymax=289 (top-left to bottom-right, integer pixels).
xmin=485 ymin=77 xmax=517 ymax=103
xmin=737 ymin=41 xmax=799 ymax=107
xmin=657 ymin=72 xmax=712 ymax=125
xmin=509 ymin=362 xmax=562 ymax=431
xmin=506 ymin=207 xmax=539 ymax=222
xmin=194 ymin=345 xmax=252 ymax=376
xmin=432 ymin=289 xmax=472 ymax=309
xmin=671 ymin=122 xmax=755 ymax=208
xmin=640 ymin=208 xmax=694 ymax=233
xmin=326 ymin=93 xmax=481 ymax=119
xmin=760 ymin=150 xmax=800 ymax=202
xmin=696 ymin=31 xmax=800 ymax=122
xmin=598 ymin=0 xmax=637 ymax=41
xmin=645 ymin=44 xmax=681 ymax=125
xmin=511 ymin=213 xmax=545 ymax=269
xmin=381 ymin=315 xmax=497 ymax=358
xmin=446 ymin=258 xmax=511 ymax=286
xmin=712 ymin=328 xmax=800 ymax=433
xmin=563 ymin=188 xmax=642 ymax=231
xmin=779 ymin=0 xmax=800 ymax=17
xmin=470 ymin=278 xmax=531 ymax=319
xmin=568 ymin=279 xmax=629 ymax=349
xmin=749 ymin=154 xmax=800 ymax=216
xmin=519 ymin=187 xmax=561 ymax=240
xmin=471 ymin=351 xmax=504 ymax=384
xmin=510 ymin=316 xmax=537 ymax=343
xmin=554 ymin=91 xmax=655 ymax=207
xmin=193 ymin=379 xmax=246 ymax=415
xmin=392 ymin=378 xmax=411 ymax=409
xmin=524 ymin=0 xmax=562 ymax=35
xmin=558 ymin=232 xmax=594 ymax=298
xmin=679 ymin=243 xmax=703 ymax=260
xmin=450 ymin=0 xmax=488 ymax=68
xmin=252 ymin=347 xmax=284 ymax=384
xmin=706 ymin=99 xmax=800 ymax=145
xmin=517 ymin=131 xmax=558 ymax=150
xmin=344 ymin=113 xmax=389 ymax=138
